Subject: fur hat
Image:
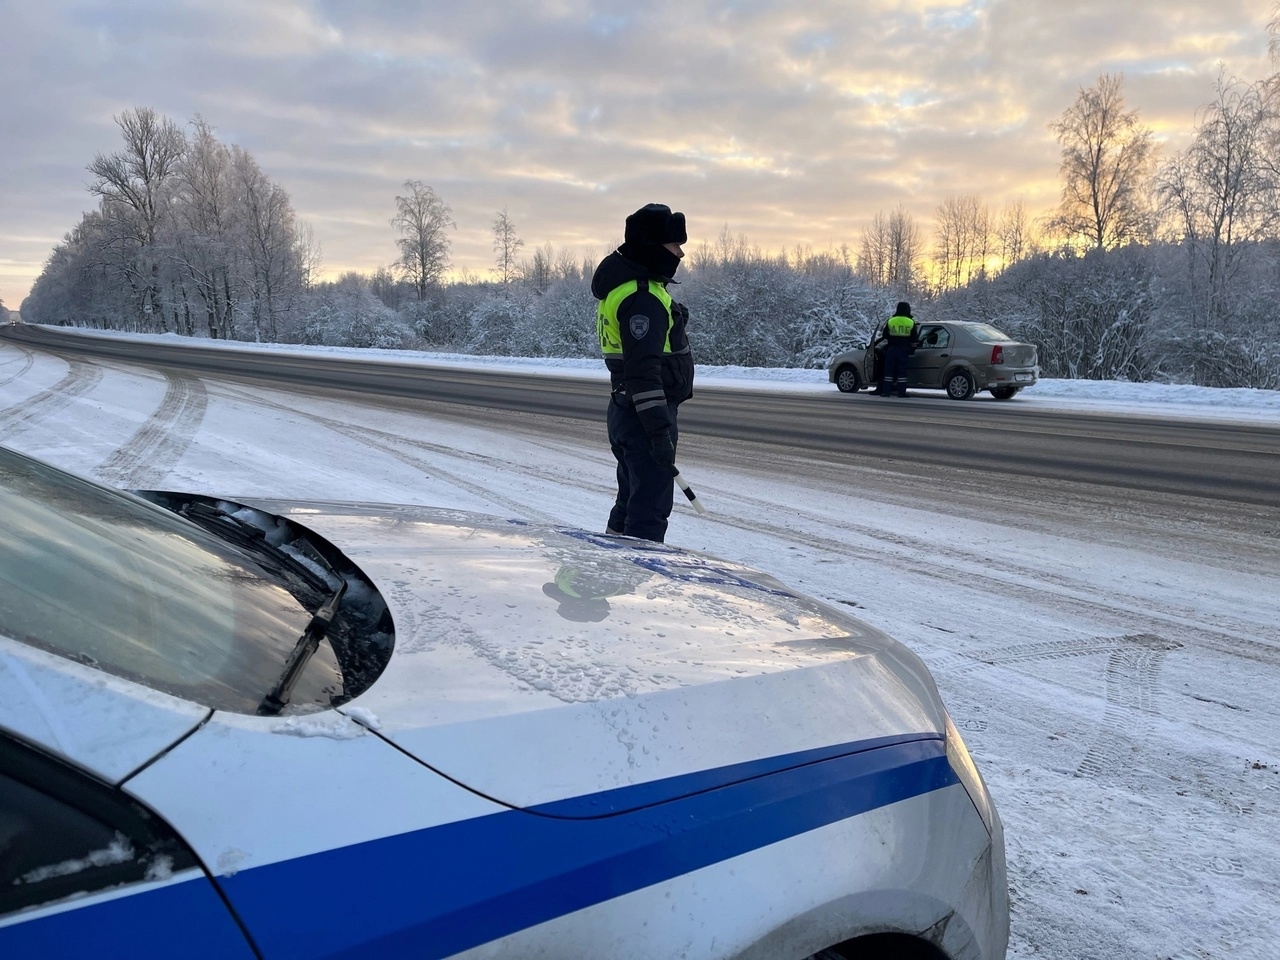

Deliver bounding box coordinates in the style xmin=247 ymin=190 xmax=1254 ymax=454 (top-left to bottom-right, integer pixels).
xmin=625 ymin=203 xmax=687 ymax=246
xmin=895 ymin=301 xmax=913 ymax=317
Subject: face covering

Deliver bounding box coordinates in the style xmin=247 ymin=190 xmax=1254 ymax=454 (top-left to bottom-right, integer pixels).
xmin=619 ymin=242 xmax=681 ymax=280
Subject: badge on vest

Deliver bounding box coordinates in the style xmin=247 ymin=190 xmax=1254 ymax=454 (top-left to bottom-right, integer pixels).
xmin=628 ymin=314 xmax=651 ymax=339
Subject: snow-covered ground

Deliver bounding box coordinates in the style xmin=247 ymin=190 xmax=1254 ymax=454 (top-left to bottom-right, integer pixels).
xmin=2 ymin=332 xmax=1278 ymax=959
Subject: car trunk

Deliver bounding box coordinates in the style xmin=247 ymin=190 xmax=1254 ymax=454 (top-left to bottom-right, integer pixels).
xmin=1002 ymin=343 xmax=1037 ymax=366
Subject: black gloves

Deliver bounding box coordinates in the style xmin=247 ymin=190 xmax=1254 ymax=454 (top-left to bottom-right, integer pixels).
xmin=671 ymin=301 xmax=689 ymax=325
xmin=648 ymin=429 xmax=676 ymax=474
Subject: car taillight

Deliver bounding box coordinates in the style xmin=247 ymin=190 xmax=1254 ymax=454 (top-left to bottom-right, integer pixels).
xmin=990 ymin=345 xmax=1004 ymax=364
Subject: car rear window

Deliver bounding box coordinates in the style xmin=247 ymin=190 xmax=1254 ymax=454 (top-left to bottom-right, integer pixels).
xmin=967 ymin=324 xmax=1013 ymax=342
xmin=0 ymin=447 xmax=322 ymax=713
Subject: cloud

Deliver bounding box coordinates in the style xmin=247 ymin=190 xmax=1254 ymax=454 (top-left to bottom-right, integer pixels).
xmin=0 ymin=0 xmax=1274 ymax=304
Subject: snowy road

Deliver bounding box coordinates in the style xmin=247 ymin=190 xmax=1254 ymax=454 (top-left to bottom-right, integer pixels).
xmin=1 ymin=336 xmax=1278 ymax=960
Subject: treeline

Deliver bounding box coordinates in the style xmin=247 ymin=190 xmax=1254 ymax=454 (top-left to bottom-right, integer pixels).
xmin=22 ymin=40 xmax=1280 ymax=388
xmin=24 ymin=109 xmax=317 ymax=342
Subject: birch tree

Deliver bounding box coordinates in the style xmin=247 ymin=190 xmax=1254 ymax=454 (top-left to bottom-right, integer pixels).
xmin=1158 ymin=74 xmax=1278 ymax=325
xmin=525 ymin=243 xmax=554 ymax=294
xmin=933 ymin=194 xmax=991 ymax=291
xmin=996 ymin=200 xmax=1036 ymax=270
xmin=856 ymin=206 xmax=922 ymax=295
xmin=234 ymin=147 xmax=299 ymax=341
xmin=87 ymin=107 xmax=187 ymax=329
xmin=172 ymin=117 xmax=238 ymax=337
xmin=1050 ymin=73 xmax=1157 ymax=250
xmin=491 ymin=208 xmax=523 ymax=287
xmin=391 ymin=180 xmax=455 ymax=300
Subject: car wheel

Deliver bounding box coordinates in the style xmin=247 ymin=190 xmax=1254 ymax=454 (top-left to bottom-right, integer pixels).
xmin=834 ymin=365 xmax=862 ymax=393
xmin=944 ymin=369 xmax=976 ymax=400
xmin=989 ymin=386 xmax=1019 ymax=400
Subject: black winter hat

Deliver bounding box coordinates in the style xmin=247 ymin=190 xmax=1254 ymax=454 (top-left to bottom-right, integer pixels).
xmin=895 ymin=301 xmax=912 ymax=317
xmin=625 ymin=203 xmax=687 ymax=246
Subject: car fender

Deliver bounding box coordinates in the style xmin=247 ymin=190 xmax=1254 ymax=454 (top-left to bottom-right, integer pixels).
xmin=0 ymin=635 xmax=209 ymax=784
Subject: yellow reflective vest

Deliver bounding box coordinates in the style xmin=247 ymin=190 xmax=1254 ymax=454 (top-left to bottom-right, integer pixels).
xmin=886 ymin=314 xmax=915 ymax=338
xmin=597 ymin=279 xmax=675 ymax=358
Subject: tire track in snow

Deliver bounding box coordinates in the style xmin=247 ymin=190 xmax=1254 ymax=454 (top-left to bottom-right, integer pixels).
xmin=209 ymin=383 xmax=563 ymax=523
xmin=0 ymin=359 xmax=103 ymax=439
xmin=877 ymin=632 xmax=1183 ymax=781
xmin=95 ymin=372 xmax=208 ymax=488
xmin=1074 ymin=633 xmax=1182 ymax=780
xmin=0 ymin=343 xmax=35 ymax=389
xmin=650 ymin=475 xmax=1280 ymax=668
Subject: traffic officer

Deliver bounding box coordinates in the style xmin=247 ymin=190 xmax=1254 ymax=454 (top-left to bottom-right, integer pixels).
xmin=875 ymin=301 xmax=919 ymax=398
xmin=591 ymin=203 xmax=694 ymax=543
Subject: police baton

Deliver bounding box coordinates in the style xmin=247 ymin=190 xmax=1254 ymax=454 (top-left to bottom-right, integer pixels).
xmin=672 ymin=467 xmax=707 ymax=515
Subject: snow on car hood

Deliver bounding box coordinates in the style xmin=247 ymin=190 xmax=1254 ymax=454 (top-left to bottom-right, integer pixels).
xmin=250 ymin=499 xmax=949 ymax=812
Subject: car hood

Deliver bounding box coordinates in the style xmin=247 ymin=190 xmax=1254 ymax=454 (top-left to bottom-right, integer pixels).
xmin=247 ymin=499 xmax=950 ymax=814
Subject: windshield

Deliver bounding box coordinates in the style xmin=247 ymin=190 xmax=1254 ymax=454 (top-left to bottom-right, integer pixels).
xmin=967 ymin=324 xmax=1013 ymax=342
xmin=0 ymin=446 xmax=337 ymax=713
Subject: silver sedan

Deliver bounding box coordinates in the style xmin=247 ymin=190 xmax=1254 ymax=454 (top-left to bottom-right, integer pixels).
xmin=828 ymin=321 xmax=1039 ymax=400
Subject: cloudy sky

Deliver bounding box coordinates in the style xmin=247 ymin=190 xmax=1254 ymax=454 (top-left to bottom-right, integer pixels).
xmin=1 ymin=0 xmax=1276 ymax=309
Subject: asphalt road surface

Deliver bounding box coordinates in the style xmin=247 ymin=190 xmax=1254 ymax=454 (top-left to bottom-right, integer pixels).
xmin=5 ymin=323 xmax=1279 ymax=507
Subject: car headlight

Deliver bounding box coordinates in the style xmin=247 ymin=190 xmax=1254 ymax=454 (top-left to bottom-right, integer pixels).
xmin=945 ymin=714 xmax=995 ymax=836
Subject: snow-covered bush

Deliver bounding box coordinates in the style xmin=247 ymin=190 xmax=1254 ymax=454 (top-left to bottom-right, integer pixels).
xmin=295 ymin=287 xmax=414 ymax=349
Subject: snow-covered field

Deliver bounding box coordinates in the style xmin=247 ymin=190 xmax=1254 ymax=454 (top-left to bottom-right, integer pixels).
xmin=2 ymin=333 xmax=1278 ymax=959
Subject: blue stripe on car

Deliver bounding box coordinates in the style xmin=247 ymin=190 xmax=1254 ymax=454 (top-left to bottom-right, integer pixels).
xmin=219 ymin=735 xmax=958 ymax=960
xmin=529 ymin=732 xmax=931 ymax=817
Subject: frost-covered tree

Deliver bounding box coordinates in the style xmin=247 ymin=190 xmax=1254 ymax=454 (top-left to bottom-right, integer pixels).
xmin=296 ymin=222 xmax=323 ymax=293
xmin=526 ymin=277 xmax=597 ymax=356
xmin=996 ymin=201 xmax=1037 ymax=270
xmin=391 ymin=180 xmax=455 ymax=301
xmin=171 ymin=116 xmax=239 ymax=338
xmin=937 ymin=247 xmax=1158 ymax=382
xmin=298 ymin=276 xmax=414 ymax=349
xmin=1158 ymin=73 xmax=1280 ymax=332
xmin=29 ymin=108 xmax=310 ymax=341
xmin=87 ymin=107 xmax=187 ymax=330
xmin=234 ymin=147 xmax=301 ymax=342
xmin=368 ymin=266 xmax=411 ymax=310
xmin=1050 ymin=74 xmax=1157 ymax=250
xmin=492 ymin=208 xmax=523 ymax=287
xmin=522 ymin=242 xmax=563 ymax=295
xmin=857 ymin=206 xmax=923 ymax=296
xmin=25 ymin=212 xmax=132 ymax=329
xmin=933 ymin=194 xmax=991 ymax=291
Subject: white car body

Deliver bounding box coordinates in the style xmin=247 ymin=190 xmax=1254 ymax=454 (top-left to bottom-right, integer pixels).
xmin=1 ymin=493 xmax=1007 ymax=960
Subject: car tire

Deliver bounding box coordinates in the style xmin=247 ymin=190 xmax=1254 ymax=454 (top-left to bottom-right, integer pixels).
xmin=989 ymin=386 xmax=1019 ymax=400
xmin=834 ymin=365 xmax=862 ymax=393
xmin=944 ymin=369 xmax=976 ymax=400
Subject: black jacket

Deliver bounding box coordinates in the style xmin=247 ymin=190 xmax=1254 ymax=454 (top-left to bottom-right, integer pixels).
xmin=591 ymin=250 xmax=694 ymax=434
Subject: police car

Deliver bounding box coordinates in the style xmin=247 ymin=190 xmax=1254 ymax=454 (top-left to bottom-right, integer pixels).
xmin=0 ymin=444 xmax=1008 ymax=960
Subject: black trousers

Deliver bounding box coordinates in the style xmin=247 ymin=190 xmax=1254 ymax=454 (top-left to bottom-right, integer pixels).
xmin=606 ymin=394 xmax=678 ymax=542
xmin=879 ymin=343 xmax=911 ymax=396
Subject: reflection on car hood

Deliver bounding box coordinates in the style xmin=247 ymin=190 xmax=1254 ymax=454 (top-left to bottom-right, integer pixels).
xmin=245 ymin=499 xmax=949 ymax=812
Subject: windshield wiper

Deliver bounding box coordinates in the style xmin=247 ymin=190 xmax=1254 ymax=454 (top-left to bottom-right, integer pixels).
xmin=180 ymin=501 xmax=332 ymax=595
xmin=256 ymin=581 xmax=348 ymax=716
